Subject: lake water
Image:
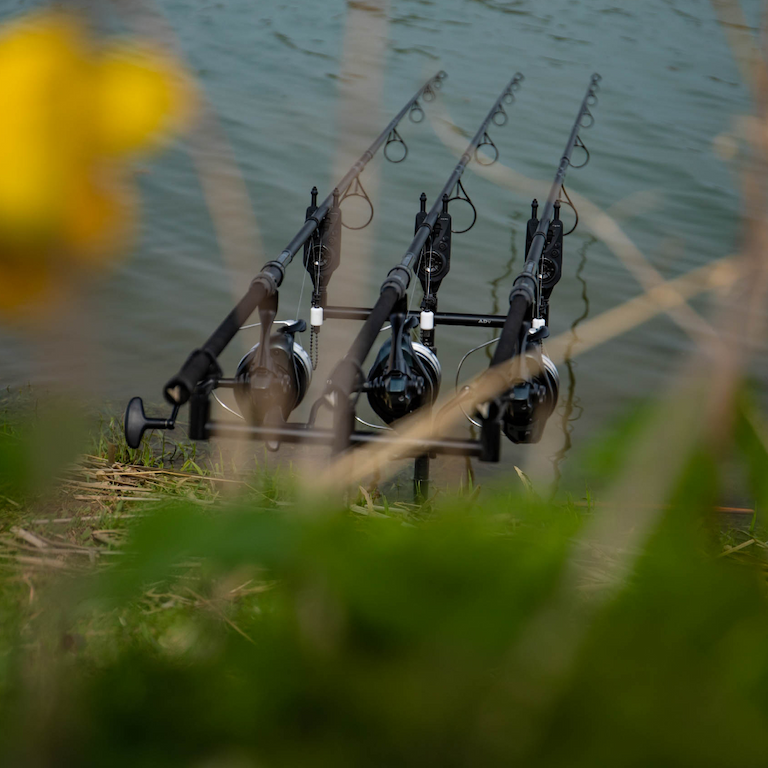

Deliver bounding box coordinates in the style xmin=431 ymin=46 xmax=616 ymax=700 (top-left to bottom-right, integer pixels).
xmin=0 ymin=0 xmax=763 ymax=488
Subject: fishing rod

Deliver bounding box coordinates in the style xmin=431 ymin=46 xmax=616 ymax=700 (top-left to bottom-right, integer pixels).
xmin=477 ymin=73 xmax=601 ymax=460
xmin=125 ymin=72 xmax=524 ymax=499
xmin=124 ymin=70 xmax=446 ymax=449
xmin=324 ymin=74 xmax=525 ymax=459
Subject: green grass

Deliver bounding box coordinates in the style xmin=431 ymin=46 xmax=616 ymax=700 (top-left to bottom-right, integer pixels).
xmin=2 ymin=485 xmax=767 ymax=767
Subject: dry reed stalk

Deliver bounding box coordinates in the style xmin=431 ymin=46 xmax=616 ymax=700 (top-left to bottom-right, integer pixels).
xmin=429 ymin=99 xmax=719 ymax=342
xmin=305 ymin=59 xmax=744 ymax=495
xmin=185 ymin=587 xmax=256 ymax=645
xmin=30 ymin=516 xmax=144 ymax=524
xmin=111 ymin=0 xmax=274 ymax=481
xmin=314 ymin=253 xmax=738 ymax=493
xmin=10 ymin=527 xmax=48 ymax=550
xmin=719 ymin=538 xmax=756 ymax=556
xmin=476 ymin=4 xmax=768 ymax=748
xmin=523 ymin=0 xmax=768 ymax=609
xmin=112 ymin=0 xmax=266 ymax=305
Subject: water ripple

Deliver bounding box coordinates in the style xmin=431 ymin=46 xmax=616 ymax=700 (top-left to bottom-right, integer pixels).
xmin=391 ymin=46 xmax=440 ymax=60
xmin=271 ymin=31 xmax=333 ymax=60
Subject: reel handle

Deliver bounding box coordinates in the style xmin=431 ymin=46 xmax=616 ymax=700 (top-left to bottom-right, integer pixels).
xmin=124 ymin=397 xmax=179 ymax=449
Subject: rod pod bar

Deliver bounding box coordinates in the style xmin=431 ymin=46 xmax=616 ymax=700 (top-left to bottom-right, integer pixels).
xmin=162 ymin=70 xmax=448 ymax=407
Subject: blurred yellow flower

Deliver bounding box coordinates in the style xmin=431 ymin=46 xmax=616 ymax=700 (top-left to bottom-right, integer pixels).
xmin=0 ymin=11 xmax=195 ymax=317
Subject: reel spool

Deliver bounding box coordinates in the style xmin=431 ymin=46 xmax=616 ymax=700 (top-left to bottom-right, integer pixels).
xmin=366 ymin=316 xmax=441 ymax=424
xmin=234 ymin=321 xmax=312 ymax=425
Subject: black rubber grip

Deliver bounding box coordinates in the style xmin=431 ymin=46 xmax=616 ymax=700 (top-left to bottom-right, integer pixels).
xmin=329 ymin=286 xmax=399 ymax=397
xmin=164 ymin=281 xmax=268 ymax=405
xmin=490 ymin=292 xmax=530 ymax=367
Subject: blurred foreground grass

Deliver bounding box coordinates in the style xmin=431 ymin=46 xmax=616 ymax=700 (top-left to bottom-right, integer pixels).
xmin=1 ymin=392 xmax=768 ymax=767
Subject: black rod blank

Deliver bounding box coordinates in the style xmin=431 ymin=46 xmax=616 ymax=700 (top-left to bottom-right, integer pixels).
xmin=163 ymin=71 xmax=447 ymax=406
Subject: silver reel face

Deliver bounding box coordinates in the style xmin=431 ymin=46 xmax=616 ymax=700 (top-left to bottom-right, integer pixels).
xmin=411 ymin=341 xmax=442 ymax=398
xmin=288 ymin=341 xmax=313 ymax=398
xmin=534 ymin=353 xmax=559 ymax=407
xmin=233 ymin=335 xmax=313 ymax=425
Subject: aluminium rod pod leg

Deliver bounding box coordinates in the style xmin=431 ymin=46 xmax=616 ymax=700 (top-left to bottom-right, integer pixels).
xmin=414 ymin=453 xmax=430 ymax=503
xmin=330 ymin=356 xmax=360 ymax=456
xmin=331 ymin=397 xmax=356 ymax=457
xmin=479 ymin=399 xmax=502 ymax=463
xmin=188 ymin=384 xmax=212 ymax=441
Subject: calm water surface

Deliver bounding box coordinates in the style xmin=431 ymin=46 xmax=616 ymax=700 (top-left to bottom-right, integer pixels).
xmin=0 ymin=0 xmax=762 ymax=486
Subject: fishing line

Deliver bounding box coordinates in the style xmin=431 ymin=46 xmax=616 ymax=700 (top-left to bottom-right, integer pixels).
xmin=239 ymin=320 xmax=295 ymax=330
xmin=296 ymin=266 xmax=308 ymax=332
xmin=213 ymin=391 xmax=245 ymax=420
xmin=455 ymin=336 xmax=500 ymax=427
xmin=355 ymin=416 xmax=392 ymax=431
xmin=407 ymin=247 xmax=425 ymax=317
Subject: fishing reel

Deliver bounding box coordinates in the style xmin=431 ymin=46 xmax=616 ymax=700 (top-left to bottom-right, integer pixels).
xmin=476 ymin=323 xmax=559 ymax=453
xmin=365 ymin=308 xmax=441 ymax=424
xmin=497 ymin=343 xmax=559 ymax=444
xmin=233 ymin=295 xmax=312 ymax=426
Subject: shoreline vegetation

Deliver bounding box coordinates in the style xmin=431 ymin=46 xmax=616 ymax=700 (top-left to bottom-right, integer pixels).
xmin=2 ymin=390 xmax=768 ymax=765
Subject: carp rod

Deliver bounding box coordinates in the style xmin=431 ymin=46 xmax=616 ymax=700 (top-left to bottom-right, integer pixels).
xmin=161 ymin=70 xmax=447 ymax=409
xmin=125 ymin=71 xmax=447 ymax=448
xmin=478 ymin=73 xmax=601 ymax=460
xmin=325 ymin=73 xmax=525 ymax=454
